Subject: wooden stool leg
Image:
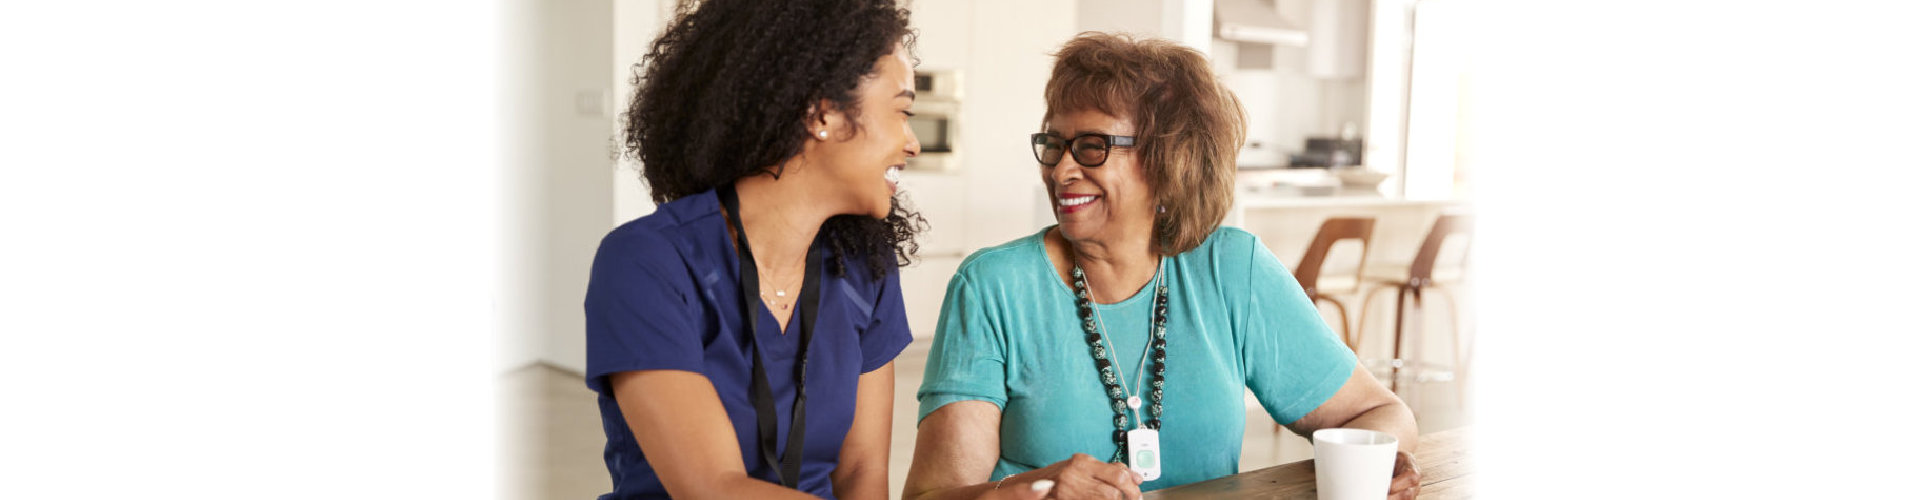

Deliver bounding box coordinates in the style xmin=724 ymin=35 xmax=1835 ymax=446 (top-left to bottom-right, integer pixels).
xmin=1406 ymin=286 xmax=1426 ymax=413
xmin=1355 ymin=286 xmax=1391 ymax=361
xmin=1391 ymin=286 xmax=1408 ymax=393
xmin=1389 ymin=286 xmax=1433 ymax=414
xmin=1432 ymin=287 xmax=1469 ymax=410
xmin=1322 ymin=296 xmax=1354 ymax=350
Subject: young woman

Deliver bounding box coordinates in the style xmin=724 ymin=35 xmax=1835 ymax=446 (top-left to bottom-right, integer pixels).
xmin=584 ymin=1 xmax=923 ymax=498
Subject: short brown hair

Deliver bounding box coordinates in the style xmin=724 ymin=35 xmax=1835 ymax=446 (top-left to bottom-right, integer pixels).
xmin=1043 ymin=32 xmax=1246 ymax=256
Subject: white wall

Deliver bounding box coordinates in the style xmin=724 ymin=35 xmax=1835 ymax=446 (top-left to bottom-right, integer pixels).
xmin=1079 ymin=0 xmax=1168 ymax=38
xmin=501 ymin=0 xmax=541 ymax=374
xmin=502 ymin=0 xmax=618 ymax=373
xmin=1077 ymin=0 xmax=1212 ymax=53
xmin=612 ymin=0 xmax=672 ymax=225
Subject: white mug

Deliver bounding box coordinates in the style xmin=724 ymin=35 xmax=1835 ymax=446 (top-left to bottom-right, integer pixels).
xmin=1312 ymin=428 xmax=1399 ymax=500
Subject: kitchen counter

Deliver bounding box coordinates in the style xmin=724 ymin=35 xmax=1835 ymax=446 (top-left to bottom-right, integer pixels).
xmin=1236 ymin=193 xmax=1456 ymax=209
xmin=1227 ymin=186 xmax=1461 ymax=226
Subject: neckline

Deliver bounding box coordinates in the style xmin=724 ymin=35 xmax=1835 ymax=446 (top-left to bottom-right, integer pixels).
xmin=1035 ymin=225 xmax=1162 ymax=307
xmin=714 ymin=189 xmax=827 ymax=337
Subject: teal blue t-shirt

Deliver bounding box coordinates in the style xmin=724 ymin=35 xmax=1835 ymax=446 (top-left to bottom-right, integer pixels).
xmin=916 ymin=226 xmax=1358 ymax=491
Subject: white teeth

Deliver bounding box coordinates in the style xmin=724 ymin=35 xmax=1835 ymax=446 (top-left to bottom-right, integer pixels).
xmin=884 ymin=166 xmax=901 ymax=184
xmin=1059 ymin=195 xmax=1096 ymax=207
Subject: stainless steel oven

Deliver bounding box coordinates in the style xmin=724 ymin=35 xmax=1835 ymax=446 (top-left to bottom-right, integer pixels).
xmin=905 ymin=70 xmax=960 ymax=171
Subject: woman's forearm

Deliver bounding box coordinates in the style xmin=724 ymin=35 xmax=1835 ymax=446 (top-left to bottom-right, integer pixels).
xmin=673 ymin=471 xmax=823 ymax=500
xmin=834 ymin=364 xmax=896 ymax=500
xmin=830 ymin=461 xmax=888 ymax=500
xmin=1339 ymin=400 xmax=1420 ymax=454
xmin=905 ymin=482 xmax=997 ymax=500
xmin=903 ymin=401 xmax=1010 ymax=500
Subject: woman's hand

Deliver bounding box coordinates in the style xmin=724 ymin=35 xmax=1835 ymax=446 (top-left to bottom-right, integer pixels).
xmin=976 ymin=477 xmax=1053 ymax=500
xmin=1387 ymin=450 xmax=1420 ymax=499
xmin=1281 ymin=366 xmax=1421 ymax=499
xmin=995 ymin=453 xmax=1143 ymax=500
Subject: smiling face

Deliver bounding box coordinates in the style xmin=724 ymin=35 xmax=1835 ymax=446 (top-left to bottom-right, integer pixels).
xmin=1040 ymin=109 xmax=1157 ymax=248
xmin=805 ymin=45 xmax=920 ymax=219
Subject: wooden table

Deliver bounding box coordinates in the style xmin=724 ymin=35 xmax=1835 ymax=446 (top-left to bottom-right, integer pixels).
xmin=1144 ymin=427 xmax=1473 ymax=499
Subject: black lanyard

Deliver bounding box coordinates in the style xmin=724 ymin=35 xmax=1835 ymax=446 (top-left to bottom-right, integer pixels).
xmin=718 ymin=184 xmax=823 ymax=489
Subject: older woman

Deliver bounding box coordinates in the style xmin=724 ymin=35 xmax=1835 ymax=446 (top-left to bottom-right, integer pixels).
xmin=903 ymin=33 xmax=1420 ymax=500
xmin=583 ymin=1 xmax=925 ymax=499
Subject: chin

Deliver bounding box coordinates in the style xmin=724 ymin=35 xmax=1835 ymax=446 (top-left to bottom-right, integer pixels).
xmin=866 ymin=196 xmax=894 ymax=220
xmin=1056 ymin=220 xmax=1096 ymax=241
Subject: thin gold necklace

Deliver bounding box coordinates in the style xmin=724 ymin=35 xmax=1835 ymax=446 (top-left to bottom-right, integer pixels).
xmin=756 ymin=261 xmax=806 ymax=310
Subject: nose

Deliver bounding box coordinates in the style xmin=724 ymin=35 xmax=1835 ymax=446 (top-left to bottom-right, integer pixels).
xmin=903 ymin=121 xmax=921 ymax=158
xmin=1048 ymin=159 xmax=1083 ymax=187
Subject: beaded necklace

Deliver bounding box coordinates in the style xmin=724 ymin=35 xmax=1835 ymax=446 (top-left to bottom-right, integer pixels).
xmin=1071 ymin=257 xmax=1168 ymax=464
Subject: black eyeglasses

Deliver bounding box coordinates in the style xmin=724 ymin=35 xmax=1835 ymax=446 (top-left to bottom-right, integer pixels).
xmin=1031 ymin=132 xmax=1136 ymax=167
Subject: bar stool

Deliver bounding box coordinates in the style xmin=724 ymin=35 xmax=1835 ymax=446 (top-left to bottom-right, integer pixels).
xmin=1355 ymin=213 xmax=1472 ymax=396
xmin=1293 ymin=217 xmax=1375 ymax=350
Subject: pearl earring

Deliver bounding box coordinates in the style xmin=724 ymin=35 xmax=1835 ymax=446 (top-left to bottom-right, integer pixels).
xmin=817 ymin=130 xmax=828 ymax=139
xmin=1158 ymin=205 xmax=1167 ymax=214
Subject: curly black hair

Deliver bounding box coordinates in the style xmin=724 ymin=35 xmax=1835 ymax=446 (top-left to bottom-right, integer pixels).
xmin=625 ymin=0 xmax=925 ymax=280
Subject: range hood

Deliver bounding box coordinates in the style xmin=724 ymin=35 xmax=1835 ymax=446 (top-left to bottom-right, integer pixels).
xmin=1215 ymin=0 xmax=1309 ymax=47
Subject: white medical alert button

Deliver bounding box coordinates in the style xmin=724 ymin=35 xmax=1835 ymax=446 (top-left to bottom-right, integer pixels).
xmin=1127 ymin=428 xmax=1162 ymax=482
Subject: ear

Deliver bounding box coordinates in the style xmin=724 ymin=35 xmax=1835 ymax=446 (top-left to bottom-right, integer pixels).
xmin=808 ymin=99 xmax=847 ymax=140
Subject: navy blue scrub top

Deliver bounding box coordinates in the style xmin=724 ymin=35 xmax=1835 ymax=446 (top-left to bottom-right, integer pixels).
xmin=583 ymin=189 xmax=914 ymax=499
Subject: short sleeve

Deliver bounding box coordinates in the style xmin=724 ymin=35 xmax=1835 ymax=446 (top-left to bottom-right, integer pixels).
xmin=1235 ymin=233 xmax=1359 ymax=425
xmin=915 ymin=273 xmax=1009 ymax=422
xmin=583 ymin=230 xmax=702 ymax=395
xmin=857 ymin=268 xmax=915 ymax=373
